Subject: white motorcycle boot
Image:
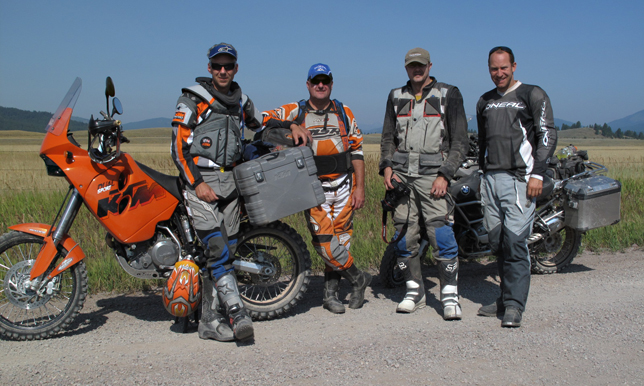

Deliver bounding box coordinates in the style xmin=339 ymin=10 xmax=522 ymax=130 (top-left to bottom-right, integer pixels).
xmin=396 ymin=256 xmax=426 ymax=313
xmin=439 ymin=259 xmax=462 ymax=320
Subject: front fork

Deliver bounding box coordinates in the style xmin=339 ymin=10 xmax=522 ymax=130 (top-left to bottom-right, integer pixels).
xmin=9 ymin=187 xmax=86 ymax=291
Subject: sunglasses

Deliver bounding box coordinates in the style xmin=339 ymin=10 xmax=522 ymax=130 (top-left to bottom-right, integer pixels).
xmin=210 ymin=62 xmax=236 ymax=71
xmin=309 ymin=76 xmax=332 ymax=85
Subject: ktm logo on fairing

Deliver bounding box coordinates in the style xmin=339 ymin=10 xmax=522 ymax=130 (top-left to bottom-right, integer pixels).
xmin=97 ymin=180 xmax=166 ymax=218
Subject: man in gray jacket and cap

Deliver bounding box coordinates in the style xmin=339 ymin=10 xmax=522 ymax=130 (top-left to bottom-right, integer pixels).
xmin=380 ymin=48 xmax=469 ymax=320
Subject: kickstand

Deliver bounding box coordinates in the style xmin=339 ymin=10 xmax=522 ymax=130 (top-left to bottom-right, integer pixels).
xmin=173 ymin=307 xmax=201 ymax=333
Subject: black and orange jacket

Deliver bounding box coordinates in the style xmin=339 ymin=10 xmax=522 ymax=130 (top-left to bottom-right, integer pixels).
xmin=171 ymin=78 xmax=262 ymax=188
xmin=262 ymin=100 xmax=363 ymax=181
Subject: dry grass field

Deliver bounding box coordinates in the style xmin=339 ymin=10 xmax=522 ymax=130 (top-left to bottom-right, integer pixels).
xmin=1 ymin=128 xmax=642 ymax=291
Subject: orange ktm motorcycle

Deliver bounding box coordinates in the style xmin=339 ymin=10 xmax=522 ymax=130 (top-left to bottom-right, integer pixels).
xmin=0 ymin=77 xmax=311 ymax=340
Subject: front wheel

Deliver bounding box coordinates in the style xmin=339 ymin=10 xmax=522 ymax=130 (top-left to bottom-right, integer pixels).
xmin=234 ymin=222 xmax=311 ymax=320
xmin=0 ymin=232 xmax=88 ymax=340
xmin=379 ymin=236 xmax=431 ymax=288
xmin=530 ymin=226 xmax=582 ymax=274
xmin=379 ymin=243 xmax=404 ymax=288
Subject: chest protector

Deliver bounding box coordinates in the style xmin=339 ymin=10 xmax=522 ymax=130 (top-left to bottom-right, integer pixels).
xmin=184 ymin=85 xmax=247 ymax=167
xmin=294 ymin=99 xmax=353 ymax=176
xmin=392 ymin=85 xmax=449 ymax=176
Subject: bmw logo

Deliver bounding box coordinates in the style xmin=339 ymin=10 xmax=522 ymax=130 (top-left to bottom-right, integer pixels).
xmin=460 ymin=185 xmax=470 ymax=195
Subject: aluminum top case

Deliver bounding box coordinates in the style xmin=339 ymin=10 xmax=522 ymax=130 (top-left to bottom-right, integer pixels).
xmin=234 ymin=146 xmax=325 ymax=226
xmin=563 ymin=175 xmax=621 ymax=232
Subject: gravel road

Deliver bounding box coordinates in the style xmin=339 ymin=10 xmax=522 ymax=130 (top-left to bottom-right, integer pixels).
xmin=2 ymin=249 xmax=643 ymax=385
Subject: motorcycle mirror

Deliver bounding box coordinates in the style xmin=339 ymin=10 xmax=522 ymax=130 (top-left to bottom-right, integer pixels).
xmin=111 ymin=98 xmax=123 ymax=117
xmin=105 ymin=77 xmax=115 ymax=116
xmin=105 ymin=77 xmax=115 ymax=97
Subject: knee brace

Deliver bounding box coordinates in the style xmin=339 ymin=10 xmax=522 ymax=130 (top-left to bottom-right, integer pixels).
xmin=434 ymin=223 xmax=458 ymax=261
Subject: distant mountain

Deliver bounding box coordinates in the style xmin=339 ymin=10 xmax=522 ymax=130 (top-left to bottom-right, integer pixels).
xmin=608 ymin=109 xmax=644 ymax=133
xmin=554 ymin=118 xmax=574 ymax=129
xmin=0 ymin=106 xmax=85 ymax=132
xmin=123 ymin=117 xmax=172 ymax=130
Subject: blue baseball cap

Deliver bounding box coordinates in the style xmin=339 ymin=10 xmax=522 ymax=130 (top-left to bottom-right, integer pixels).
xmin=307 ymin=63 xmax=333 ymax=81
xmin=207 ymin=43 xmax=237 ymax=60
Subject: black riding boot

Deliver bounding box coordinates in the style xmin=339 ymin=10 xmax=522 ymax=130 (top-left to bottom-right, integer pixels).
xmin=339 ymin=264 xmax=372 ymax=309
xmin=323 ymin=271 xmax=345 ymax=314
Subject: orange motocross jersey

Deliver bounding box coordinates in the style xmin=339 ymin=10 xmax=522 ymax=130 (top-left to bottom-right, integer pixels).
xmin=262 ymin=100 xmax=363 ymax=180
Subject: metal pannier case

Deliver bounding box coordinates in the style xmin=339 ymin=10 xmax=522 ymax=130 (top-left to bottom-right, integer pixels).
xmin=562 ymin=175 xmax=621 ymax=232
xmin=233 ymin=146 xmax=325 ymax=226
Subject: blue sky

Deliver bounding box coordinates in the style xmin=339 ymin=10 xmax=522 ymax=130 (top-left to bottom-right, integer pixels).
xmin=1 ymin=0 xmax=643 ymax=130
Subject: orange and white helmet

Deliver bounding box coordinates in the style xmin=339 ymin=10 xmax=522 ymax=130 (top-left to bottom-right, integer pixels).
xmin=162 ymin=260 xmax=201 ymax=317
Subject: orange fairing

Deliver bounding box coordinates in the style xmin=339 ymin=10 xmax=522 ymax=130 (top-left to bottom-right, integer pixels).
xmin=83 ymin=153 xmax=179 ymax=243
xmin=49 ymin=107 xmax=73 ymax=136
xmin=40 ymin=121 xmax=179 ymax=243
xmin=8 ymin=223 xmax=86 ymax=280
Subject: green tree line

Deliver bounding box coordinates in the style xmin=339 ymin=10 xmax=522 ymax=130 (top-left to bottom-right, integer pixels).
xmin=558 ymin=120 xmax=644 ymax=140
xmin=0 ymin=106 xmax=86 ymax=132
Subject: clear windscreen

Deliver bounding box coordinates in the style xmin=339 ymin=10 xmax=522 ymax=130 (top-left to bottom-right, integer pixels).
xmin=45 ymin=77 xmax=82 ymax=136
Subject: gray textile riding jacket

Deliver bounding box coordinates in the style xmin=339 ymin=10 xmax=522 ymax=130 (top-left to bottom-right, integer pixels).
xmin=379 ymin=77 xmax=469 ymax=180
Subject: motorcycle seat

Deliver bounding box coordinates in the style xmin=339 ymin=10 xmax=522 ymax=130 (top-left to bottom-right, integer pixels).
xmin=135 ymin=161 xmax=183 ymax=201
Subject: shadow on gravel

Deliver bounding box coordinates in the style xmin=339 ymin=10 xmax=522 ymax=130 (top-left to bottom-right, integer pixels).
xmin=553 ymin=263 xmax=594 ymax=274
xmin=53 ymin=291 xmax=171 ymax=339
xmin=368 ymin=258 xmax=503 ymax=317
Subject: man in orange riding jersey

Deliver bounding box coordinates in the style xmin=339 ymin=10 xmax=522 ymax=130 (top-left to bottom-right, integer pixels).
xmin=262 ymin=63 xmax=371 ymax=313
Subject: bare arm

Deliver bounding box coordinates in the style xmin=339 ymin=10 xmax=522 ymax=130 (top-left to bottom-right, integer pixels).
xmin=351 ymin=159 xmax=365 ymax=210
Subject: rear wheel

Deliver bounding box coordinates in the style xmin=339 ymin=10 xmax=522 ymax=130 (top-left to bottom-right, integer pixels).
xmin=530 ymin=226 xmax=582 ymax=274
xmin=0 ymin=232 xmax=88 ymax=340
xmin=235 ymin=222 xmax=311 ymax=320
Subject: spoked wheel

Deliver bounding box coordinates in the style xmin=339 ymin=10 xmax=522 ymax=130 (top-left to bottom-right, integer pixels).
xmin=0 ymin=232 xmax=88 ymax=340
xmin=530 ymin=226 xmax=582 ymax=274
xmin=235 ymin=222 xmax=311 ymax=320
xmin=379 ymin=236 xmax=431 ymax=288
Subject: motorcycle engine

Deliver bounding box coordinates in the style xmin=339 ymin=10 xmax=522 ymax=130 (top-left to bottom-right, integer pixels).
xmin=473 ymin=223 xmax=489 ymax=244
xmin=126 ymin=236 xmax=180 ymax=269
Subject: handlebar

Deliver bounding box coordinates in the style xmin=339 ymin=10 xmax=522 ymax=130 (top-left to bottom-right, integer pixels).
xmin=556 ymin=161 xmax=608 ymax=189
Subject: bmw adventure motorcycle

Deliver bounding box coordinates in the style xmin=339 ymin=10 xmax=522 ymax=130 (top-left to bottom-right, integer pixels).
xmin=380 ymin=134 xmax=620 ymax=287
xmin=0 ymin=77 xmax=311 ymax=340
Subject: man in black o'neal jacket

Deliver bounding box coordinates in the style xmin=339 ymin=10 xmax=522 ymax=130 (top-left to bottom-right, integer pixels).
xmin=476 ymin=46 xmax=557 ymax=328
